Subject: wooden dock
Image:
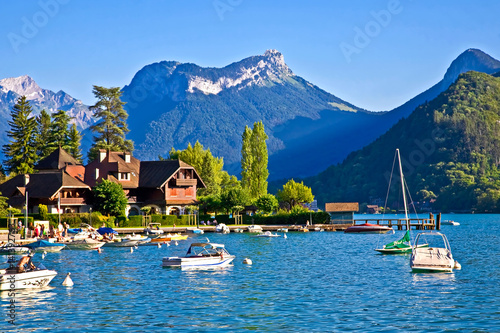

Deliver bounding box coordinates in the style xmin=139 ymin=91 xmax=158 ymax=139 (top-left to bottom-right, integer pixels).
xmin=348 ymin=213 xmax=440 ymax=231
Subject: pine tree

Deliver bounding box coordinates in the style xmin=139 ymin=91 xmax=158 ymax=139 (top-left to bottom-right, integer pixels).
xmin=48 ymin=109 xmax=72 ymax=151
xmin=2 ymin=96 xmax=37 ymax=174
xmin=35 ymin=109 xmax=52 ymax=159
xmin=240 ymin=121 xmax=269 ymax=199
xmin=88 ymin=86 xmax=134 ymax=160
xmin=68 ymin=123 xmax=83 ymax=162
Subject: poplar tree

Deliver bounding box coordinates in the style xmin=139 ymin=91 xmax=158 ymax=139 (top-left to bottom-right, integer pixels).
xmin=2 ymin=96 xmax=37 ymax=174
xmin=88 ymin=86 xmax=134 ymax=160
xmin=240 ymin=121 xmax=269 ymax=199
xmin=200 ymin=149 xmax=220 ymax=196
xmin=68 ymin=123 xmax=83 ymax=162
xmin=36 ymin=109 xmax=52 ymax=159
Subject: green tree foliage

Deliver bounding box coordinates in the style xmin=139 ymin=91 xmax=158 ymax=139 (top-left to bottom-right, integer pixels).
xmin=200 ymin=149 xmax=220 ymax=196
xmin=0 ymin=192 xmax=8 ymax=217
xmin=199 ymin=194 xmax=222 ymax=215
xmin=241 ymin=121 xmax=269 ymax=199
xmin=2 ymin=96 xmax=38 ymax=174
xmin=88 ymin=86 xmax=134 ymax=160
xmin=277 ymin=179 xmax=314 ymax=210
xmin=305 ymin=72 xmax=500 ymax=212
xmin=36 ymin=109 xmax=52 ymax=159
xmin=68 ymin=123 xmax=83 ymax=162
xmin=48 ymin=109 xmax=72 ymax=151
xmin=38 ymin=204 xmax=48 ymax=220
xmin=92 ymin=179 xmax=128 ymax=216
xmin=255 ymin=193 xmax=279 ymax=215
xmin=220 ymin=186 xmax=250 ymax=214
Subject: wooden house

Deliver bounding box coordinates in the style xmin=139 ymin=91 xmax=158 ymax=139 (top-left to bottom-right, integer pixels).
xmin=325 ymin=202 xmax=359 ymax=224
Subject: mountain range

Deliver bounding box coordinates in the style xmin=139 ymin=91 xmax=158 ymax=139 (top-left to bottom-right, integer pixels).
xmin=0 ymin=49 xmax=499 ymax=185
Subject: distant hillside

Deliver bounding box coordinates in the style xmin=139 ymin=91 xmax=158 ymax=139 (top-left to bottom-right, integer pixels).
xmin=305 ymin=71 xmax=500 ymax=212
xmin=121 ymin=50 xmax=379 ymax=178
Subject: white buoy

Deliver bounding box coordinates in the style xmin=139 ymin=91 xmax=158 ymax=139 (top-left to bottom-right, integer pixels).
xmin=42 ymin=250 xmax=47 ymax=259
xmin=284 ymin=234 xmax=287 ymax=239
xmin=454 ymin=261 xmax=462 ymax=270
xmin=97 ymin=247 xmax=102 ymax=254
xmin=157 ymin=243 xmax=161 ymax=248
xmin=130 ymin=247 xmax=134 ymax=253
xmin=134 ymin=244 xmax=138 ymax=249
xmin=62 ymin=272 xmax=74 ymax=286
xmin=243 ymin=258 xmax=252 ymax=265
xmin=174 ymin=241 xmax=178 ymax=246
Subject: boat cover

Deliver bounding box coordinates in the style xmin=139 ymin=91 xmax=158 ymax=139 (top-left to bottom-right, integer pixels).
xmin=25 ymin=240 xmax=65 ymax=248
xmin=97 ymin=227 xmax=119 ymax=235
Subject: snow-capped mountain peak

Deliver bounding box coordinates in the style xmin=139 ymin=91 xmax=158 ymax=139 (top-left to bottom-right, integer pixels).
xmin=0 ymin=75 xmax=43 ymax=100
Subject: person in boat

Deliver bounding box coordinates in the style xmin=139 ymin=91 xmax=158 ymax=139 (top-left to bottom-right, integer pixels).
xmin=17 ymin=254 xmax=36 ymax=273
xmin=49 ymin=224 xmax=55 ymax=238
xmin=64 ymin=222 xmax=70 ymax=237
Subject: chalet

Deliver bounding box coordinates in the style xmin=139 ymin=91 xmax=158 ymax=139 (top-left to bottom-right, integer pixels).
xmin=84 ymin=150 xmax=206 ymax=216
xmin=0 ymin=148 xmax=91 ymax=214
xmin=325 ymin=202 xmax=359 ymax=224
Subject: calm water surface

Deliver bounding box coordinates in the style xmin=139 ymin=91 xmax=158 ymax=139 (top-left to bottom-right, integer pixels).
xmin=1 ymin=214 xmax=499 ymax=332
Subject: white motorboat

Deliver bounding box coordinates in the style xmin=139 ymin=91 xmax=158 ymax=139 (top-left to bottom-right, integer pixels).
xmin=247 ymin=225 xmax=263 ymax=233
xmin=124 ymin=234 xmax=151 ymax=243
xmin=442 ymin=220 xmax=460 ymax=226
xmin=63 ymin=238 xmax=105 ymax=250
xmin=234 ymin=228 xmax=244 ymax=233
xmin=144 ymin=223 xmax=164 ymax=235
xmin=410 ymin=231 xmax=460 ymax=273
xmin=277 ymin=228 xmax=288 ymax=233
xmin=102 ymin=239 xmax=139 ymax=248
xmin=215 ymin=223 xmax=230 ymax=234
xmin=162 ymin=242 xmax=235 ymax=269
xmin=253 ymin=231 xmax=281 ymax=238
xmin=0 ymin=242 xmax=30 ymax=255
xmin=0 ymin=259 xmax=57 ymax=290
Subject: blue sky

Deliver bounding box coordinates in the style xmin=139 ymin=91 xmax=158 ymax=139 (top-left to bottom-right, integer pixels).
xmin=1 ymin=0 xmax=499 ymax=111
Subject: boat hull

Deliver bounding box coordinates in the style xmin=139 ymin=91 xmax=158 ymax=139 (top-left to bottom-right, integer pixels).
xmin=0 ymin=269 xmax=57 ymax=290
xmin=375 ymin=244 xmax=429 ymax=254
xmin=102 ymin=240 xmax=139 ymax=247
xmin=345 ymin=224 xmax=392 ymax=234
xmin=162 ymin=255 xmax=235 ymax=269
xmin=63 ymin=239 xmax=105 ymax=250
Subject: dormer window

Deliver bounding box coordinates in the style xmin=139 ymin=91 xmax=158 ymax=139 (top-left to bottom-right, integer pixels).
xmin=119 ymin=172 xmax=130 ymax=181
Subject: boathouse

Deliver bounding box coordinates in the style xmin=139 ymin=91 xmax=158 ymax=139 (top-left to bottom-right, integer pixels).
xmin=325 ymin=202 xmax=359 ymax=224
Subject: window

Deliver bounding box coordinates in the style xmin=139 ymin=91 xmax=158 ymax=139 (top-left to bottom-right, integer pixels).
xmin=119 ymin=172 xmax=130 ymax=181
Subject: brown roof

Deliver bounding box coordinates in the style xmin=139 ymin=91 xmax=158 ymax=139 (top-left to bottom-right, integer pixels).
xmin=84 ymin=151 xmax=140 ymax=188
xmin=139 ymin=160 xmax=205 ymax=189
xmin=36 ymin=147 xmax=81 ymax=170
xmin=325 ymin=202 xmax=359 ymax=212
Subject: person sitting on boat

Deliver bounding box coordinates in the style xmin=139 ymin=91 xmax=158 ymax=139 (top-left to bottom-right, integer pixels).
xmin=17 ymin=254 xmax=36 ymax=273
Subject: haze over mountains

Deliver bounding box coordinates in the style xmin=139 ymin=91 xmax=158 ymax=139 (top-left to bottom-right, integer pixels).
xmin=0 ymin=49 xmax=499 ymax=184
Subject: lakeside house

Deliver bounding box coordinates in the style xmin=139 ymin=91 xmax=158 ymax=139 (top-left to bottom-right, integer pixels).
xmin=0 ymin=148 xmax=206 ymax=217
xmin=325 ymin=202 xmax=359 ymax=224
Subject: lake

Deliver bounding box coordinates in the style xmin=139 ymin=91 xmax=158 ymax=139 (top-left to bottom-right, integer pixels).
xmin=1 ymin=214 xmax=499 ymax=332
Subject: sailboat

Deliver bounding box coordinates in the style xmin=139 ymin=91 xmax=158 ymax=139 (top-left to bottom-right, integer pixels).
xmin=374 ymin=149 xmax=428 ymax=254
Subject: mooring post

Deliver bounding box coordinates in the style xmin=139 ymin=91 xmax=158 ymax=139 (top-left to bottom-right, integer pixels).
xmin=436 ymin=213 xmax=441 ymax=230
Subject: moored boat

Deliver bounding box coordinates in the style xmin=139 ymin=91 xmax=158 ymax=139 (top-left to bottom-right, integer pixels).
xmin=102 ymin=239 xmax=139 ymax=247
xmin=144 ymin=223 xmax=164 ymax=235
xmin=442 ymin=220 xmax=460 ymax=226
xmin=25 ymin=240 xmax=66 ymax=252
xmin=253 ymin=231 xmax=280 ymax=238
xmin=0 ymin=242 xmax=30 ymax=255
xmin=186 ymin=227 xmax=205 ymax=234
xmin=150 ymin=233 xmax=188 ymax=243
xmin=410 ymin=231 xmax=460 ymax=273
xmin=162 ymin=242 xmax=235 ymax=269
xmin=345 ymin=223 xmax=392 ymax=234
xmin=63 ymin=238 xmax=105 ymax=250
xmin=0 ymin=255 xmax=57 ymax=290
xmin=215 ymin=223 xmax=230 ymax=234
xmin=247 ymin=225 xmax=263 ymax=233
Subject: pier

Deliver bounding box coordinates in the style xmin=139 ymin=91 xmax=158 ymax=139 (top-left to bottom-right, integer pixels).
xmin=347 ymin=213 xmax=440 ymax=231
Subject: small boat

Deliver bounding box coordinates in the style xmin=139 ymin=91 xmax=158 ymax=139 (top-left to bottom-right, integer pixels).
xmin=150 ymin=233 xmax=188 ymax=243
xmin=277 ymin=228 xmax=288 ymax=233
xmin=162 ymin=242 xmax=235 ymax=269
xmin=0 ymin=242 xmax=30 ymax=255
xmin=102 ymin=239 xmax=139 ymax=248
xmin=375 ymin=230 xmax=428 ymax=254
xmin=124 ymin=234 xmax=150 ymax=242
xmin=63 ymin=238 xmax=105 ymax=250
xmin=186 ymin=227 xmax=204 ymax=235
xmin=247 ymin=225 xmax=263 ymax=233
xmin=253 ymin=231 xmax=281 ymax=238
xmin=300 ymin=227 xmax=309 ymax=232
xmin=344 ymin=223 xmax=392 ymax=234
xmin=234 ymin=228 xmax=244 ymax=233
xmin=442 ymin=220 xmax=460 ymax=226
xmin=144 ymin=223 xmax=164 ymax=235
xmin=410 ymin=231 xmax=460 ymax=273
xmin=215 ymin=223 xmax=230 ymax=234
xmin=0 ymin=256 xmax=57 ymax=290
xmin=25 ymin=240 xmax=66 ymax=253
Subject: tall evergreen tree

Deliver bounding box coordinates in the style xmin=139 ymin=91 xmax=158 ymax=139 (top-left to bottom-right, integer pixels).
xmin=241 ymin=121 xmax=269 ymax=199
xmin=88 ymin=86 xmax=134 ymax=160
xmin=2 ymin=96 xmax=37 ymax=174
xmin=48 ymin=109 xmax=72 ymax=151
xmin=68 ymin=123 xmax=83 ymax=162
xmin=36 ymin=109 xmax=52 ymax=159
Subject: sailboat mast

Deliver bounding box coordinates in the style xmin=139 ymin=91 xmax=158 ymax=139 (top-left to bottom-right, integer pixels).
xmin=396 ymin=149 xmax=410 ymax=233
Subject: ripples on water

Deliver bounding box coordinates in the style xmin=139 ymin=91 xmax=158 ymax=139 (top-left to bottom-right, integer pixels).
xmin=1 ymin=214 xmax=499 ymax=332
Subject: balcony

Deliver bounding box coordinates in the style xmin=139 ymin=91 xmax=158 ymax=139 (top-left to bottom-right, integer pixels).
xmin=60 ymin=198 xmax=86 ymax=205
xmin=176 ymin=179 xmax=197 ymax=187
